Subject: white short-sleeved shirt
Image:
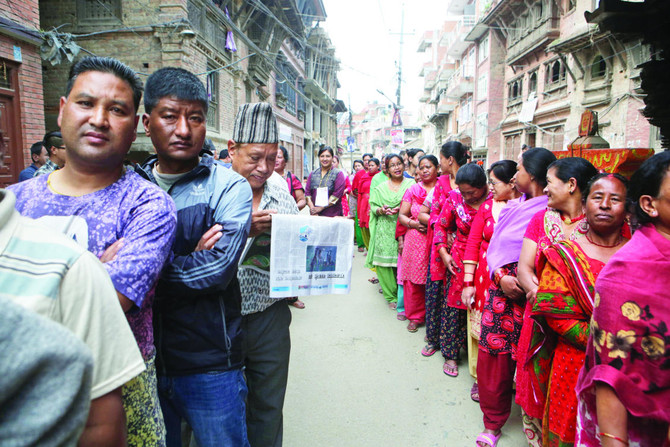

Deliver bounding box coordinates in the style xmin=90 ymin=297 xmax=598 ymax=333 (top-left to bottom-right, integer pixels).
xmin=0 ymin=190 xmax=145 ymax=399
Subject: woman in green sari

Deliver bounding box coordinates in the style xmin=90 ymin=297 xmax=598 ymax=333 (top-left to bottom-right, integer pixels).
xmin=366 ymin=154 xmax=415 ymax=307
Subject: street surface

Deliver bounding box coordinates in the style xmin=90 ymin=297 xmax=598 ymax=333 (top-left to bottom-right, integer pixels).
xmin=284 ymin=249 xmax=527 ymax=446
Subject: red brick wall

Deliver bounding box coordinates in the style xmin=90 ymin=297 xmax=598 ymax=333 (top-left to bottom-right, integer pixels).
xmin=0 ymin=0 xmax=45 ymax=172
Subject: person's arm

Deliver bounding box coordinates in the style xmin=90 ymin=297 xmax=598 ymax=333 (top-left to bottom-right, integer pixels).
xmin=78 ymin=388 xmax=125 ymax=447
xmin=101 ymin=187 xmax=177 ymax=311
xmin=518 ymin=237 xmax=539 ymax=301
xmin=398 ymin=200 xmax=413 ymax=228
xmin=293 ymin=185 xmax=307 ymax=210
xmin=60 ymin=252 xmax=145 ymax=446
xmin=418 ymin=203 xmax=431 ymax=225
xmin=461 ymin=206 xmax=487 ymax=306
xmin=160 ymin=177 xmax=253 ymax=295
xmin=595 ymin=383 xmax=629 ymax=447
xmin=328 ymin=171 xmax=347 ymax=205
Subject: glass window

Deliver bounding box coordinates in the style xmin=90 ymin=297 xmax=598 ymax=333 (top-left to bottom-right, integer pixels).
xmin=528 ymin=71 xmax=537 ymax=95
xmin=591 ymin=55 xmax=607 ymax=80
xmin=206 ymin=64 xmax=219 ymax=130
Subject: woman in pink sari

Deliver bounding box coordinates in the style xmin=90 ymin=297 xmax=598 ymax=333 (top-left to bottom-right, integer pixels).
xmin=576 ymin=152 xmax=670 ymax=447
xmin=398 ymin=155 xmax=438 ymax=332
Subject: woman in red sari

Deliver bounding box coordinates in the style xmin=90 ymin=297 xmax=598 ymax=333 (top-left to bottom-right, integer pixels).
xmin=420 ymin=142 xmax=469 ymax=357
xmin=576 ymin=152 xmax=670 ymax=447
xmin=462 ymin=160 xmax=521 ymax=394
xmin=517 ymin=157 xmax=598 ymax=445
xmin=433 ymin=163 xmax=490 ymax=377
xmin=357 ymin=158 xmax=380 ymax=250
xmin=528 ymin=173 xmax=629 ymax=447
xmin=398 ymin=155 xmax=438 ymax=332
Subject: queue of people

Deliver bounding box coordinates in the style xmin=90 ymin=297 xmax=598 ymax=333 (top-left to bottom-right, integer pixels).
xmin=356 ymin=140 xmax=670 ymax=447
xmin=0 ymin=56 xmax=315 ymax=447
xmin=1 ymin=54 xmax=668 ymax=447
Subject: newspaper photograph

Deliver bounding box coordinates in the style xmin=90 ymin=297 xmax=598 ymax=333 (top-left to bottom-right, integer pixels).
xmin=269 ymin=214 xmax=354 ymax=298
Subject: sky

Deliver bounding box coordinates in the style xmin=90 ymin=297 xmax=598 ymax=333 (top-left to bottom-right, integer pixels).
xmin=322 ymin=0 xmax=448 ymax=122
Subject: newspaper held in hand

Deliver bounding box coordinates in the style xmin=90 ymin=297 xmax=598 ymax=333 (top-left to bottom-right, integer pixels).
xmin=269 ymin=214 xmax=354 ymax=297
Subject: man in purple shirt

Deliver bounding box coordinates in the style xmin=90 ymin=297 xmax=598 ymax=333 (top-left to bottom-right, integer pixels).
xmin=9 ymin=56 xmax=176 ymax=446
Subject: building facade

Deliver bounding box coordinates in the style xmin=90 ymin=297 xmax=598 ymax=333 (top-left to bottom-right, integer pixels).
xmin=416 ymin=0 xmax=659 ymax=166
xmin=0 ymin=0 xmax=45 ymax=186
xmin=39 ymin=0 xmax=339 ymax=166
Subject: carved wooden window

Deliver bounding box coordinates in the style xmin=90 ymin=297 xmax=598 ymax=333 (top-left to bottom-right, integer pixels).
xmin=77 ymin=0 xmax=121 ymax=23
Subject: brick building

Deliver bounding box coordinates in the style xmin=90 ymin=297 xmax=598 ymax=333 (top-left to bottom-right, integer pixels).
xmin=415 ymin=0 xmax=660 ymax=166
xmin=39 ymin=0 xmax=339 ymax=163
xmin=0 ymin=0 xmax=45 ymax=186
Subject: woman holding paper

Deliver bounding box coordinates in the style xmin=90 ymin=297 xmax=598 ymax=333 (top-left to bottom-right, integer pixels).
xmin=306 ymin=146 xmax=347 ymax=217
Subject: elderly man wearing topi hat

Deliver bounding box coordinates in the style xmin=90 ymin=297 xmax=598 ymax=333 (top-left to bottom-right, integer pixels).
xmin=138 ymin=67 xmax=253 ymax=447
xmin=229 ymin=102 xmax=298 ymax=447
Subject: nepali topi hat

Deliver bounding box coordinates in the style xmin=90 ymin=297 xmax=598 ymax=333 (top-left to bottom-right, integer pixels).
xmin=232 ymin=102 xmax=278 ymax=144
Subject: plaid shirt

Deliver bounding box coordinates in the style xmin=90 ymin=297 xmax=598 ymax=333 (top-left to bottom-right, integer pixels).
xmin=33 ymin=158 xmax=59 ymax=177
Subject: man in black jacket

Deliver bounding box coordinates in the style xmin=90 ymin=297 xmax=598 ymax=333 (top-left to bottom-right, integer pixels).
xmin=139 ymin=67 xmax=252 ymax=447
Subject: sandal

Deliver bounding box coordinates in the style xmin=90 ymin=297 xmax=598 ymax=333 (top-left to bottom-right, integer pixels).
xmin=475 ymin=431 xmax=501 ymax=447
xmin=407 ymin=321 xmax=419 ymax=332
xmin=471 ymin=382 xmax=479 ymax=402
xmin=396 ymin=312 xmax=407 ymax=321
xmin=357 ymin=247 xmax=365 ymax=252
xmin=421 ymin=344 xmax=437 ymax=357
xmin=368 ymin=277 xmax=379 ymax=284
xmin=388 ymin=302 xmax=397 ymax=310
xmin=290 ymin=299 xmax=305 ymax=309
xmin=443 ymin=361 xmax=459 ymax=377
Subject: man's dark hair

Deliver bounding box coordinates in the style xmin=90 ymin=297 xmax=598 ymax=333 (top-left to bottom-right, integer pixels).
xmin=144 ymin=67 xmax=207 ymax=115
xmin=66 ymin=57 xmax=143 ymax=112
xmin=30 ymin=141 xmax=44 ymax=161
xmin=362 ymin=153 xmax=373 ymax=160
xmin=42 ymin=131 xmax=63 ymax=156
xmin=219 ymin=149 xmax=229 ymax=160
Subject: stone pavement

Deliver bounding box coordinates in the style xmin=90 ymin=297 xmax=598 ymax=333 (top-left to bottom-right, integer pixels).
xmin=283 ymin=248 xmax=527 ymax=446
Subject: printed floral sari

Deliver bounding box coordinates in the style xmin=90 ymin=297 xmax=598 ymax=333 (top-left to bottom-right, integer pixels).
xmin=528 ymin=240 xmax=603 ymax=447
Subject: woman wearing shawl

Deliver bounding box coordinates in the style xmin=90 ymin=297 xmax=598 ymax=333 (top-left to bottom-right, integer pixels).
xmin=461 ymin=160 xmax=521 ymax=396
xmin=366 ymin=155 xmax=414 ymax=308
xmin=516 ymin=157 xmax=598 ymax=446
xmin=357 ymin=158 xmax=381 ymax=249
xmin=420 ymin=142 xmax=469 ymax=358
xmin=527 ymin=174 xmax=629 ymax=447
xmin=398 ymin=155 xmax=439 ymax=332
xmin=306 ymin=146 xmax=347 ymax=217
xmin=576 ymin=152 xmax=670 ymax=447
xmin=433 ymin=164 xmax=491 ymax=378
xmin=473 ymin=148 xmax=556 ymax=447
xmin=332 ymin=155 xmax=350 ymax=217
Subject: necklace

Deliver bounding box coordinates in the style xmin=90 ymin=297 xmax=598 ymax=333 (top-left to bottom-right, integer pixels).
xmin=586 ymin=231 xmax=622 ymax=248
xmin=562 ymin=212 xmax=585 ymax=225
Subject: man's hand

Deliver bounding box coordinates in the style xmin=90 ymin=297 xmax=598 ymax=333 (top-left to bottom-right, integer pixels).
xmin=100 ymin=239 xmax=124 ymax=263
xmin=250 ymin=210 xmax=276 ymax=237
xmin=195 ymin=224 xmax=223 ymax=251
xmin=309 ymin=206 xmax=324 ymax=216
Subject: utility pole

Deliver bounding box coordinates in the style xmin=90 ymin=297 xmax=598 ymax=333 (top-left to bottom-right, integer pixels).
xmin=389 ymin=4 xmax=413 ymax=109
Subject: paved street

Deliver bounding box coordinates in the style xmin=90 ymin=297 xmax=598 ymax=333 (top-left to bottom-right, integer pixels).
xmin=284 ymin=249 xmax=527 ymax=447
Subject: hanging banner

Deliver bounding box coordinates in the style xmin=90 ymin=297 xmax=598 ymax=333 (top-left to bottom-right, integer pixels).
xmin=390 ymin=128 xmax=404 ymax=146
xmin=391 ymin=107 xmax=403 ymax=127
xmin=269 ymin=215 xmax=354 ymax=297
